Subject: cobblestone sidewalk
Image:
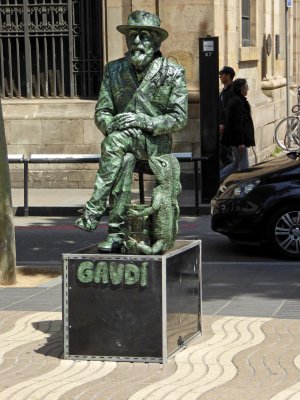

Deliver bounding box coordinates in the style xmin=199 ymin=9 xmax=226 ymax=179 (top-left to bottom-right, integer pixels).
xmin=1 ymin=310 xmax=300 ymax=400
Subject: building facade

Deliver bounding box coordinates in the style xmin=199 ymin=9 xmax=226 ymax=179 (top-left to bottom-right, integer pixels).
xmin=2 ymin=0 xmax=300 ymax=188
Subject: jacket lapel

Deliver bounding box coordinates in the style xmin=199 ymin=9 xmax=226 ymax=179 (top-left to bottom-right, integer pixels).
xmin=138 ymin=57 xmax=163 ymax=90
xmin=124 ymin=57 xmax=163 ymax=112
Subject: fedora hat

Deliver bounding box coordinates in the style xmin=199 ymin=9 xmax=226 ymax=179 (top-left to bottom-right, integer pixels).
xmin=117 ymin=10 xmax=168 ymax=42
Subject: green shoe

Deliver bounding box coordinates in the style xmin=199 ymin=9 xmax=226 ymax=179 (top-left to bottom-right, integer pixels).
xmin=98 ymin=234 xmax=124 ymax=253
xmin=74 ymin=209 xmax=100 ymax=232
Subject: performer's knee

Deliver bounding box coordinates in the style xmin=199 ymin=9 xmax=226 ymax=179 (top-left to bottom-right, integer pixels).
xmin=101 ymin=131 xmax=127 ymax=155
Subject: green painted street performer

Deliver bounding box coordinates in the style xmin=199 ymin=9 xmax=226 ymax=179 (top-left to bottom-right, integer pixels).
xmin=75 ymin=10 xmax=188 ymax=252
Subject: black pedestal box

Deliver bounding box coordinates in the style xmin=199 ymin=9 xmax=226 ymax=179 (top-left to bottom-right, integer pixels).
xmin=63 ymin=240 xmax=201 ymax=363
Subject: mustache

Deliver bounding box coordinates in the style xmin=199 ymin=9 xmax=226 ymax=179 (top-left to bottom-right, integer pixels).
xmin=131 ymin=47 xmax=145 ymax=54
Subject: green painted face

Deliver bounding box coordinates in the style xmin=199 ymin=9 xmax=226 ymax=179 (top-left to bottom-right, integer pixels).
xmin=126 ymin=28 xmax=157 ymax=71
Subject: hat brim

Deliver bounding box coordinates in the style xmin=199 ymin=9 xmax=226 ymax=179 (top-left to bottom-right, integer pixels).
xmin=116 ymin=25 xmax=168 ymax=42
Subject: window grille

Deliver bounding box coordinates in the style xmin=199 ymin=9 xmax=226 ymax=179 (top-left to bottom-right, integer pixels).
xmin=0 ymin=0 xmax=103 ymax=99
xmin=242 ymin=0 xmax=250 ymax=47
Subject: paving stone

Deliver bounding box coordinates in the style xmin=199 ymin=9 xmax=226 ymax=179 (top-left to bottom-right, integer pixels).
xmin=1 ymin=254 xmax=300 ymax=398
xmin=2 ymin=311 xmax=300 ymax=399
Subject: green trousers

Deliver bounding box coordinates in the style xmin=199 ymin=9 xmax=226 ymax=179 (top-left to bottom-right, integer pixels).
xmin=86 ymin=130 xmax=169 ymax=237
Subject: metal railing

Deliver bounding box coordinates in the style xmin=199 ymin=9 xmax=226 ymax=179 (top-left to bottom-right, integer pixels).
xmin=0 ymin=0 xmax=103 ymax=99
xmin=8 ymin=153 xmax=208 ymax=216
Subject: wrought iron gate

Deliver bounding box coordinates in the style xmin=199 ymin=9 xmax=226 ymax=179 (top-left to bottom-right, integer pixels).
xmin=0 ymin=0 xmax=103 ymax=98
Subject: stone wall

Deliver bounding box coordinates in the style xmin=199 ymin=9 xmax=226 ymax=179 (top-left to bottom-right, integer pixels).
xmin=111 ymin=0 xmax=299 ymax=164
xmin=4 ymin=97 xmax=198 ymax=189
xmin=4 ymin=99 xmax=102 ymax=189
xmin=5 ymin=0 xmax=300 ymax=189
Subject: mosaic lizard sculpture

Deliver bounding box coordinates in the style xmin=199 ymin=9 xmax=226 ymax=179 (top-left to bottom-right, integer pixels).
xmin=126 ymin=153 xmax=181 ymax=254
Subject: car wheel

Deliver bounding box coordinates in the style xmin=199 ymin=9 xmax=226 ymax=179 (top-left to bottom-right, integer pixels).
xmin=267 ymin=204 xmax=300 ymax=259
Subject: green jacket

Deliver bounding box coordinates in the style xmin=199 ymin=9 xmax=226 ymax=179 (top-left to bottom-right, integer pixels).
xmin=94 ymin=54 xmax=188 ymax=144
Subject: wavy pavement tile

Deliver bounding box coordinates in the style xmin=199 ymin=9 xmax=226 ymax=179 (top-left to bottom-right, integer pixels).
xmin=270 ymin=354 xmax=300 ymax=400
xmin=0 ymin=311 xmax=32 ymax=335
xmin=200 ymin=318 xmax=300 ymax=400
xmin=59 ymin=317 xmax=218 ymax=400
xmin=0 ymin=360 xmax=117 ymax=400
xmin=129 ymin=316 xmax=270 ymax=400
xmin=0 ymin=312 xmax=61 ymax=366
xmin=0 ymin=334 xmax=63 ymax=392
xmin=60 ymin=362 xmax=176 ymax=400
xmin=0 ymin=311 xmax=118 ymax=400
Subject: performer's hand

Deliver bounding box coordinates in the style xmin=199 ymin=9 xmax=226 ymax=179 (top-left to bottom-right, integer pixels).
xmin=238 ymin=144 xmax=246 ymax=152
xmin=127 ymin=128 xmax=143 ymax=138
xmin=127 ymin=209 xmax=140 ymax=218
xmin=112 ymin=112 xmax=152 ymax=130
xmin=113 ymin=113 xmax=139 ymax=129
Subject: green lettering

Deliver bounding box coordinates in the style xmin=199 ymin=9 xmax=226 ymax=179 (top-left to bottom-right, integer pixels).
xmin=140 ymin=262 xmax=148 ymax=287
xmin=77 ymin=260 xmax=148 ymax=287
xmin=94 ymin=262 xmax=109 ymax=284
xmin=77 ymin=261 xmax=94 ymax=283
xmin=109 ymin=262 xmax=124 ymax=285
xmin=124 ymin=263 xmax=140 ymax=285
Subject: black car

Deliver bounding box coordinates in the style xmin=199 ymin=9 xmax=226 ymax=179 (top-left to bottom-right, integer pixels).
xmin=211 ymin=153 xmax=300 ymax=258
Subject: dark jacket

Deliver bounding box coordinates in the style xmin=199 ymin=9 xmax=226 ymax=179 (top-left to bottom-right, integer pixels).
xmin=221 ymin=94 xmax=255 ymax=147
xmin=95 ymin=53 xmax=188 ymax=138
xmin=219 ymin=83 xmax=233 ymax=125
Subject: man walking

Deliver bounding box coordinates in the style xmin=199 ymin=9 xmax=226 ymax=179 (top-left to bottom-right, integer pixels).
xmin=75 ymin=10 xmax=188 ymax=252
xmin=220 ymin=78 xmax=255 ymax=181
xmin=219 ymin=66 xmax=235 ymax=168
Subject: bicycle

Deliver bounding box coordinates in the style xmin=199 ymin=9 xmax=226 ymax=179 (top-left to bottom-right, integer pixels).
xmin=291 ymin=86 xmax=300 ymax=115
xmin=274 ymin=86 xmax=300 ymax=151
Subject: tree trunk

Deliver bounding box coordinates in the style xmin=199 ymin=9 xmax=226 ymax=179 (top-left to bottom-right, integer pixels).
xmin=0 ymin=100 xmax=16 ymax=285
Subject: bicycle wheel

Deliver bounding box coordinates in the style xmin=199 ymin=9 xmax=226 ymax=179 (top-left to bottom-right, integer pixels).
xmin=274 ymin=116 xmax=300 ymax=151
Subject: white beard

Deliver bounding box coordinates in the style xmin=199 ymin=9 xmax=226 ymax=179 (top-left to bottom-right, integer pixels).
xmin=130 ymin=50 xmax=154 ymax=71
